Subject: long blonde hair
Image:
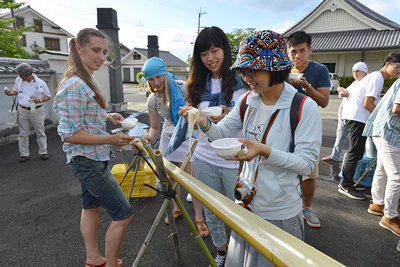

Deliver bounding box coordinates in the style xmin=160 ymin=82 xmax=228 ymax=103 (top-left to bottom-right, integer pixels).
xmin=147 ymin=74 xmax=171 ymax=109
xmin=57 ymin=28 xmax=108 ymax=108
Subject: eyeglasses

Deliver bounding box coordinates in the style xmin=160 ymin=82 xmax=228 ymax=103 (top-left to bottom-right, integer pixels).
xmin=235 ymin=68 xmax=256 ymax=77
xmin=390 ymin=63 xmax=400 ymax=71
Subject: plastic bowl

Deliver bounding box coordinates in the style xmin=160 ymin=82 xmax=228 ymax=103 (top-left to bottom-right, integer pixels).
xmin=203 ymin=106 xmax=223 ymax=117
xmin=289 ymin=73 xmax=304 ymax=81
xmin=211 ymin=138 xmax=242 ymax=159
xmin=164 ymin=126 xmax=175 ymax=137
xmin=121 ymin=118 xmax=138 ymax=130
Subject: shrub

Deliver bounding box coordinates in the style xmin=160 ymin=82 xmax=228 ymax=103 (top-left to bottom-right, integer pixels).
xmin=338 ymin=76 xmax=397 ymax=94
xmin=339 ymin=77 xmax=354 ymax=88
xmin=383 ymin=78 xmax=397 ymax=94
xmin=136 ymin=71 xmax=145 ymax=83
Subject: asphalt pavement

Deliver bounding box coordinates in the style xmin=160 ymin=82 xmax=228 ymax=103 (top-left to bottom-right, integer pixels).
xmin=1 ymin=87 xmax=400 ymax=267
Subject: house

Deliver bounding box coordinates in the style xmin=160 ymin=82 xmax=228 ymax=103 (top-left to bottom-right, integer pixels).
xmin=121 ymin=48 xmax=188 ymax=82
xmin=283 ymin=0 xmax=400 ymax=76
xmin=119 ymin=43 xmax=131 ymax=60
xmin=0 ymin=5 xmax=74 ymax=55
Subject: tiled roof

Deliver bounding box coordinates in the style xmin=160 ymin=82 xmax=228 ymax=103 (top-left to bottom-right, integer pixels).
xmin=134 ymin=48 xmax=187 ymax=67
xmin=311 ymin=29 xmax=400 ymax=52
xmin=0 ymin=58 xmax=56 ymax=73
xmin=283 ymin=0 xmax=400 ymax=35
xmin=344 ymin=0 xmax=400 ymax=30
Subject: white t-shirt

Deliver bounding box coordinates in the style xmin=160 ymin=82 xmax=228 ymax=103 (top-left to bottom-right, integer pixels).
xmin=248 ymin=102 xmax=275 ymax=142
xmin=195 ymin=78 xmax=248 ymax=168
xmin=146 ymin=80 xmax=186 ymax=130
xmin=12 ymin=76 xmax=51 ymax=108
xmin=342 ymin=71 xmax=383 ymax=124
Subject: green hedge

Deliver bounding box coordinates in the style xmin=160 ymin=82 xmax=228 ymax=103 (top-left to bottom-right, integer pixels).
xmin=338 ymin=76 xmax=397 ymax=94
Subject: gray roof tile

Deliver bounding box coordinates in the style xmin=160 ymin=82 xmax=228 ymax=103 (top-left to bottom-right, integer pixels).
xmin=310 ymin=29 xmax=400 ymax=52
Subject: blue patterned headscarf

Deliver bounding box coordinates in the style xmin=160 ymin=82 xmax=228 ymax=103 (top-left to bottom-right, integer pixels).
xmin=143 ymin=57 xmax=184 ymax=126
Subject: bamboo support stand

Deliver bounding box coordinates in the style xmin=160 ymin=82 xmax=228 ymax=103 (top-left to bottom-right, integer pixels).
xmin=132 ymin=139 xmax=216 ymax=267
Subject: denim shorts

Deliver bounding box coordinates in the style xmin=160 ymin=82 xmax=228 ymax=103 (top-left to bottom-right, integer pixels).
xmin=68 ymin=156 xmax=133 ymax=221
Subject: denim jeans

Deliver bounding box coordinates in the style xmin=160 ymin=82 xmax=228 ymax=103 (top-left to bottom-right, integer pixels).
xmin=193 ymin=157 xmax=238 ymax=248
xmin=330 ymin=118 xmax=348 ymax=161
xmin=69 ymin=156 xmax=133 ymax=221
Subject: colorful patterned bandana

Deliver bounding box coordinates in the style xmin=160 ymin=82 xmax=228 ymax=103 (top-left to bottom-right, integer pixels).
xmin=231 ymin=30 xmax=293 ymax=72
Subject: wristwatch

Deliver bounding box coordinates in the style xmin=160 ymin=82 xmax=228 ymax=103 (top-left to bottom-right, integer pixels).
xmin=303 ymin=83 xmax=312 ymax=91
xmin=40 ymin=98 xmax=42 ymax=103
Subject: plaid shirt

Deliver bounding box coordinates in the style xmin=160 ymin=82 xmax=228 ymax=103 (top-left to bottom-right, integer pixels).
xmin=53 ymin=76 xmax=113 ymax=162
xmin=363 ymin=78 xmax=400 ymax=148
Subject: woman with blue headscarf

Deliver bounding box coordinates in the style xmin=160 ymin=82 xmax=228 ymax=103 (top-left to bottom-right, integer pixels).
xmin=142 ymin=57 xmax=208 ymax=237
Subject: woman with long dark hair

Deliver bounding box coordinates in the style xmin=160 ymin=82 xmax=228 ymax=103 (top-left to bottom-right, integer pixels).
xmin=185 ymin=26 xmax=248 ymax=266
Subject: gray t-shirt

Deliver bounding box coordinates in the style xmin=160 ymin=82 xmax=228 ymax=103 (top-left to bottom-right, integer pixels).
xmin=291 ymin=61 xmax=331 ymax=96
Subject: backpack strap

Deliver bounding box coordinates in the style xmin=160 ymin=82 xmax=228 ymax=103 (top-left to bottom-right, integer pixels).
xmin=240 ymin=91 xmax=252 ymax=123
xmin=289 ymin=92 xmax=308 ymax=199
xmin=289 ymin=92 xmax=308 ymax=153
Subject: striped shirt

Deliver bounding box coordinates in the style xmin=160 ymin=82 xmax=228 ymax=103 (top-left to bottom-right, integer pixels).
xmin=363 ymin=78 xmax=400 ymax=148
xmin=53 ymin=76 xmax=113 ymax=162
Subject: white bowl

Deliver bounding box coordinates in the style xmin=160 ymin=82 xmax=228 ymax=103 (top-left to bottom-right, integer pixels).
xmin=202 ymin=106 xmax=222 ymax=117
xmin=121 ymin=118 xmax=138 ymax=130
xmin=289 ymin=73 xmax=304 ymax=81
xmin=211 ymin=138 xmax=242 ymax=159
xmin=164 ymin=126 xmax=175 ymax=137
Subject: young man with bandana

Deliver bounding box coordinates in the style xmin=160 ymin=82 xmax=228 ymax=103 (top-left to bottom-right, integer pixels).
xmin=340 ymin=52 xmax=400 ymax=201
xmin=286 ymin=31 xmax=331 ymax=228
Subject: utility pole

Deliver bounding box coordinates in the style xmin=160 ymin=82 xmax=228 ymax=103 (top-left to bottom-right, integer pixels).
xmin=197 ymin=7 xmax=207 ymax=35
xmin=10 ymin=8 xmax=20 ymax=48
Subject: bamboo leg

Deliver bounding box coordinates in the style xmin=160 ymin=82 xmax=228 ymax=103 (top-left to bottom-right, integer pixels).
xmin=354 ymin=157 xmax=377 ymax=186
xmin=127 ymin=156 xmax=141 ymax=202
xmin=154 ymin=150 xmax=183 ymax=265
xmin=132 ymin=140 xmax=216 ymax=267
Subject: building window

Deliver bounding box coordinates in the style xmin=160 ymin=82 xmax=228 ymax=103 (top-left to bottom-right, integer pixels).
xmin=44 ymin=38 xmax=60 ymax=51
xmin=322 ymin=63 xmax=336 ymax=73
xmin=15 ymin=17 xmax=24 ymax=28
xmin=133 ymin=52 xmax=141 ymax=60
xmin=20 ymin=35 xmax=26 ymax=47
xmin=34 ymin=19 xmax=42 ymax=32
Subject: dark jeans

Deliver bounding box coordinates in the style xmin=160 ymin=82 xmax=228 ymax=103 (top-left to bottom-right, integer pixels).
xmin=341 ymin=120 xmax=367 ymax=188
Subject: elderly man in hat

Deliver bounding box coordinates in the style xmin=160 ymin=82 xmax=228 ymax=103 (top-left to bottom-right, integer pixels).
xmin=4 ymin=63 xmax=51 ymax=162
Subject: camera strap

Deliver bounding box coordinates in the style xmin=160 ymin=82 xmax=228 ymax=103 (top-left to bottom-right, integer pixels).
xmin=238 ymin=110 xmax=279 ymax=197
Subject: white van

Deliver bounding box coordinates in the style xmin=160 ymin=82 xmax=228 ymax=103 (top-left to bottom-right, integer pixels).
xmin=329 ymin=73 xmax=340 ymax=94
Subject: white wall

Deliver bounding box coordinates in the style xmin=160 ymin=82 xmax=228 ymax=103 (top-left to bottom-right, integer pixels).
xmin=310 ymin=49 xmax=400 ymax=76
xmin=13 ymin=10 xmax=70 ymax=54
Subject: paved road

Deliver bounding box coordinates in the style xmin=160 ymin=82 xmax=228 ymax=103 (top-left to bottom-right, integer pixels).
xmin=1 ymin=89 xmax=400 ymax=267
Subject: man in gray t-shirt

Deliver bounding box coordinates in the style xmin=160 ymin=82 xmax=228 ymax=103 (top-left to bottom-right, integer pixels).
xmin=286 ymin=31 xmax=331 ymax=229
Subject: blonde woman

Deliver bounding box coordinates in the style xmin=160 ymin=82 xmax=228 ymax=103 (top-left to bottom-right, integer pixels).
xmin=53 ymin=28 xmax=133 ymax=267
xmin=142 ymin=57 xmax=209 ymax=237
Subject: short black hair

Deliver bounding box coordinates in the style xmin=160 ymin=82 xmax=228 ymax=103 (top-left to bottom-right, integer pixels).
xmin=383 ymin=52 xmax=400 ymax=66
xmin=286 ymin=31 xmax=312 ymax=48
xmin=241 ymin=69 xmax=291 ymax=89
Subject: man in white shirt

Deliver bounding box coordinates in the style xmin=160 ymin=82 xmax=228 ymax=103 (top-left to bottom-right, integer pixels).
xmin=339 ymin=52 xmax=400 ymax=200
xmin=4 ymin=63 xmax=52 ymax=162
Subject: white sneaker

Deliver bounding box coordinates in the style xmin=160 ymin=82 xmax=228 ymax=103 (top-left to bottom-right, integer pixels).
xmin=186 ymin=193 xmax=192 ymax=202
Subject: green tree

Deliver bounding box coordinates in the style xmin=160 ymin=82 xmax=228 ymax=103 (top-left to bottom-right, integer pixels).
xmin=0 ymin=0 xmax=37 ymax=58
xmin=226 ymin=28 xmax=256 ymax=62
